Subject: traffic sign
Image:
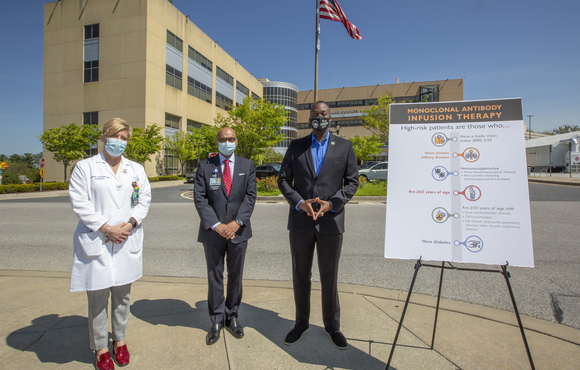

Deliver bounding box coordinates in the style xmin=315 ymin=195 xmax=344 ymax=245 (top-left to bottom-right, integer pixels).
xmin=41 ymin=159 xmax=45 ymax=167
xmin=39 ymin=168 xmax=45 ymax=178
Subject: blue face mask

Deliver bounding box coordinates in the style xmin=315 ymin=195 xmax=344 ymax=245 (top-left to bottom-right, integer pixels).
xmin=105 ymin=137 xmax=127 ymax=157
xmin=218 ymin=142 xmax=236 ymax=156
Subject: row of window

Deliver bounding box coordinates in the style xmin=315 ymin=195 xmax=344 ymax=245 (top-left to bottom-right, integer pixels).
xmin=166 ymin=64 xmax=182 ymax=90
xmin=187 ymin=76 xmax=212 ymax=104
xmin=236 ymin=81 xmax=249 ymax=96
xmin=274 ymin=129 xmax=298 ymax=148
xmin=216 ymin=66 xmax=234 ymax=86
xmin=264 ymin=87 xmax=297 ymax=102
xmin=216 ymin=91 xmax=233 ymax=111
xmin=166 ymin=30 xmax=183 ymax=52
xmin=188 ymin=47 xmax=212 ymax=73
xmin=295 ymin=86 xmax=440 ymax=110
xmin=83 ymin=111 xmax=99 ymax=157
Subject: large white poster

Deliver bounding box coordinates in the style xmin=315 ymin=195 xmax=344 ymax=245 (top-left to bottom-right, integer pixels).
xmin=385 ymin=98 xmax=534 ymax=267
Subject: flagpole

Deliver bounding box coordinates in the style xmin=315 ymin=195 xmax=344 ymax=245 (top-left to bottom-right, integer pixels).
xmin=314 ymin=0 xmax=320 ymax=103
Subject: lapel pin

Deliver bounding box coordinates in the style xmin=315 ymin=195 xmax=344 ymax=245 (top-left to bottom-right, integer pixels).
xmin=122 ymin=169 xmax=127 ymax=174
xmin=331 ymin=142 xmax=335 ymax=145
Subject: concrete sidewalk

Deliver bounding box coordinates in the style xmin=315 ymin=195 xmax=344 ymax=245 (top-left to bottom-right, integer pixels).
xmin=1 ymin=270 xmax=579 ymax=369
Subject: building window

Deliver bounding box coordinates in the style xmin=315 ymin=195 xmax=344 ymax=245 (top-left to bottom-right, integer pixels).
xmin=188 ymin=47 xmax=212 ymax=72
xmin=420 ymin=85 xmax=439 ymax=102
xmin=83 ymin=111 xmax=99 ymax=157
xmin=85 ymin=24 xmax=99 ymax=39
xmin=84 ymin=61 xmax=99 ymax=83
xmin=165 ymin=113 xmax=180 ymax=129
xmin=84 ymin=24 xmax=99 ymax=83
xmin=166 ymin=30 xmax=183 ymax=52
xmin=252 ymin=92 xmax=259 ymax=100
xmin=216 ymin=91 xmax=233 ymax=111
xmin=236 ymin=82 xmax=249 ymax=96
xmin=164 ymin=150 xmax=178 ymax=175
xmin=186 ymin=119 xmax=202 ymax=132
xmin=166 ymin=64 xmax=182 ymax=90
xmin=216 ymin=67 xmax=233 ymax=86
xmin=187 ymin=76 xmax=212 ymax=103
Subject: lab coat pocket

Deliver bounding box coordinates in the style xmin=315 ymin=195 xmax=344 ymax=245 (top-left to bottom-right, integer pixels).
xmin=126 ymin=226 xmax=143 ymax=254
xmin=76 ymin=231 xmax=105 ymax=258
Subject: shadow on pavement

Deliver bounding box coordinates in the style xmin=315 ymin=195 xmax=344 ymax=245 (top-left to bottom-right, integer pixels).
xmin=6 ymin=314 xmax=93 ymax=365
xmin=131 ymin=298 xmax=388 ymax=369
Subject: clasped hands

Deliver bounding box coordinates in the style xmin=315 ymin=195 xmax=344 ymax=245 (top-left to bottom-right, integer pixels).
xmin=215 ymin=221 xmax=240 ymax=240
xmin=102 ymin=223 xmax=132 ymax=244
xmin=299 ymin=197 xmax=332 ymax=220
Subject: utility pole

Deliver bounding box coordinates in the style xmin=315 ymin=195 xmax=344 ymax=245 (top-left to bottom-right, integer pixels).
xmin=527 ymin=115 xmax=533 ymax=140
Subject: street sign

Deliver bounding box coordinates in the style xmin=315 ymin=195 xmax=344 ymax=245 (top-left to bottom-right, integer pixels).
xmin=41 ymin=159 xmax=45 ymax=167
xmin=39 ymin=168 xmax=45 ymax=178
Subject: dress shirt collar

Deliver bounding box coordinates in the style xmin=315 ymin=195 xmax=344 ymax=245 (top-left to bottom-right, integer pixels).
xmin=218 ymin=152 xmax=236 ymax=164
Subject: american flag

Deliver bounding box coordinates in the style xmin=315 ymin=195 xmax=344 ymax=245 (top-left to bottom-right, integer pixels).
xmin=319 ymin=0 xmax=362 ymax=40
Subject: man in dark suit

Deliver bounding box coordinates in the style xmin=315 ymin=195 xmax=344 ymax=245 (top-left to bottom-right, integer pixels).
xmin=278 ymin=101 xmax=359 ymax=349
xmin=194 ymin=127 xmax=257 ymax=345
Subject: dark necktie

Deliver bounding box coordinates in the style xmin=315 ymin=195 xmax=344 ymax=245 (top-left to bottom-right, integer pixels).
xmin=223 ymin=159 xmax=231 ymax=196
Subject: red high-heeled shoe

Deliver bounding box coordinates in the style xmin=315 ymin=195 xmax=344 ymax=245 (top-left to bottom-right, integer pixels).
xmin=113 ymin=341 xmax=130 ymax=367
xmin=95 ymin=351 xmax=115 ymax=370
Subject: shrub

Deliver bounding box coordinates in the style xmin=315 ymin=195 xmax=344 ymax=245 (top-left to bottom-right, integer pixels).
xmin=257 ymin=176 xmax=278 ymax=192
xmin=0 ymin=182 xmax=68 ymax=194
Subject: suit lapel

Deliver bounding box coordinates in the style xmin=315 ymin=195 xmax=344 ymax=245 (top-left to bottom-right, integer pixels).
xmin=209 ymin=155 xmax=228 ymax=198
xmin=230 ymin=156 xmax=242 ymax=197
xmin=304 ymin=134 xmax=316 ymax=179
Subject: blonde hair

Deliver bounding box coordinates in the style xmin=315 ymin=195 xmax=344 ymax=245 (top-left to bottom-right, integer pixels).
xmin=102 ymin=118 xmax=131 ymax=139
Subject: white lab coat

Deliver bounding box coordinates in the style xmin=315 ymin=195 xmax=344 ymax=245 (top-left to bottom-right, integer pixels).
xmin=69 ymin=151 xmax=151 ymax=292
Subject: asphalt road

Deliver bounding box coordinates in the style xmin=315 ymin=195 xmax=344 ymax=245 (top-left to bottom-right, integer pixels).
xmin=0 ymin=183 xmax=578 ymax=330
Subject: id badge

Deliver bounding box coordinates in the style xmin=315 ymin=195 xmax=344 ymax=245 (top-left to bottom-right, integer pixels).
xmin=210 ymin=177 xmax=221 ymax=190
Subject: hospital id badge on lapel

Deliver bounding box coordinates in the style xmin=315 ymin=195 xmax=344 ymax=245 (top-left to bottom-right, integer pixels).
xmin=210 ymin=177 xmax=221 ymax=190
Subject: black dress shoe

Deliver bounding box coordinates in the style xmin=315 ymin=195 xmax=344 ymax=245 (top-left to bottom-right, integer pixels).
xmin=206 ymin=323 xmax=222 ymax=345
xmin=327 ymin=330 xmax=348 ymax=349
xmin=284 ymin=326 xmax=309 ymax=346
xmin=225 ymin=317 xmax=244 ymax=339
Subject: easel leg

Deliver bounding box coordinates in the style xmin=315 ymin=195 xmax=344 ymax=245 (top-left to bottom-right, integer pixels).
xmin=430 ymin=261 xmax=445 ymax=349
xmin=385 ymin=258 xmax=422 ymax=370
xmin=501 ymin=264 xmax=535 ymax=370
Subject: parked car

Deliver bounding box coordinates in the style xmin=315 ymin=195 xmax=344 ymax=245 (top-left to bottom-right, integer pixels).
xmin=255 ymin=163 xmax=281 ymax=179
xmin=358 ymin=161 xmax=388 ymax=181
xmin=358 ymin=161 xmax=380 ymax=170
xmin=185 ymin=170 xmax=197 ymax=183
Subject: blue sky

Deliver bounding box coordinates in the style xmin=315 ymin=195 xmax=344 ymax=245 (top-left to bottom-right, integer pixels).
xmin=1 ymin=0 xmax=578 ymax=155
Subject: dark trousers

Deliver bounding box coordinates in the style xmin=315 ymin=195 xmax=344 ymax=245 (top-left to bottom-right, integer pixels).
xmin=203 ymin=239 xmax=248 ymax=324
xmin=289 ymin=229 xmax=343 ymax=333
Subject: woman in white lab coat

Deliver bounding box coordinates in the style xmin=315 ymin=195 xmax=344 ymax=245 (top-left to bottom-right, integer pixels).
xmin=69 ymin=117 xmax=151 ymax=370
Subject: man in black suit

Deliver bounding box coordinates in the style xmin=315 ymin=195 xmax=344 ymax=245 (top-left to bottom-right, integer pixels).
xmin=194 ymin=127 xmax=256 ymax=345
xmin=278 ymin=101 xmax=359 ymax=349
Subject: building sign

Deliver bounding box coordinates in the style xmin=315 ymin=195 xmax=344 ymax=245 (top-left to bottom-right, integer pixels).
xmin=385 ymin=98 xmax=534 ymax=267
xmin=330 ymin=110 xmax=360 ymax=118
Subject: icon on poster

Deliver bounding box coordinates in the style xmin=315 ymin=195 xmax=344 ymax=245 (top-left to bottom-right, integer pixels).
xmin=432 ymin=166 xmax=458 ymax=181
xmin=453 ymin=185 xmax=481 ymax=201
xmin=431 ymin=132 xmax=457 ymax=147
xmin=454 ymin=235 xmax=484 ymax=253
xmin=453 ymin=147 xmax=481 ymax=162
xmin=431 ymin=207 xmax=459 ymax=223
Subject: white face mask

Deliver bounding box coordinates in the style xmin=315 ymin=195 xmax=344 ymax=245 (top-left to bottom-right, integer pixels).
xmin=105 ymin=137 xmax=127 ymax=157
xmin=218 ymin=141 xmax=236 ymax=156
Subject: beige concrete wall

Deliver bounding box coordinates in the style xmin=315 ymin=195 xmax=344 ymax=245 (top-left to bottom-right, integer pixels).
xmin=43 ymin=0 xmax=261 ymax=180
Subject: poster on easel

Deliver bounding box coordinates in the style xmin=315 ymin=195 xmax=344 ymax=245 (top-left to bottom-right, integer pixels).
xmin=385 ymin=98 xmax=534 ymax=267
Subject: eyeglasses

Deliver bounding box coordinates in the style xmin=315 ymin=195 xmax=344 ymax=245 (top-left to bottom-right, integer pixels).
xmin=217 ymin=137 xmax=236 ymax=143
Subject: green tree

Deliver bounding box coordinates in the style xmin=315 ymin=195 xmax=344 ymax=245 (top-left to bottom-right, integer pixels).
xmin=188 ymin=124 xmax=220 ymax=164
xmin=548 ymin=124 xmax=580 ymax=135
xmin=214 ymin=96 xmax=286 ymax=159
xmin=124 ymin=124 xmax=164 ymax=164
xmin=361 ymin=94 xmax=396 ymax=143
xmin=349 ymin=135 xmax=384 ymax=165
xmin=253 ymin=147 xmax=284 ymax=165
xmin=164 ymin=131 xmax=195 ymax=175
xmin=38 ymin=123 xmax=100 ymax=181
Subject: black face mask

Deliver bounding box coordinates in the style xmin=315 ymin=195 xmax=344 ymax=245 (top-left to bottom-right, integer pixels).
xmin=309 ymin=115 xmax=330 ymax=132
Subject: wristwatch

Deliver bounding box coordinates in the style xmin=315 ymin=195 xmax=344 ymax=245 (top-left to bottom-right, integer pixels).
xmin=235 ymin=220 xmax=243 ymax=226
xmin=128 ymin=219 xmax=137 ymax=229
